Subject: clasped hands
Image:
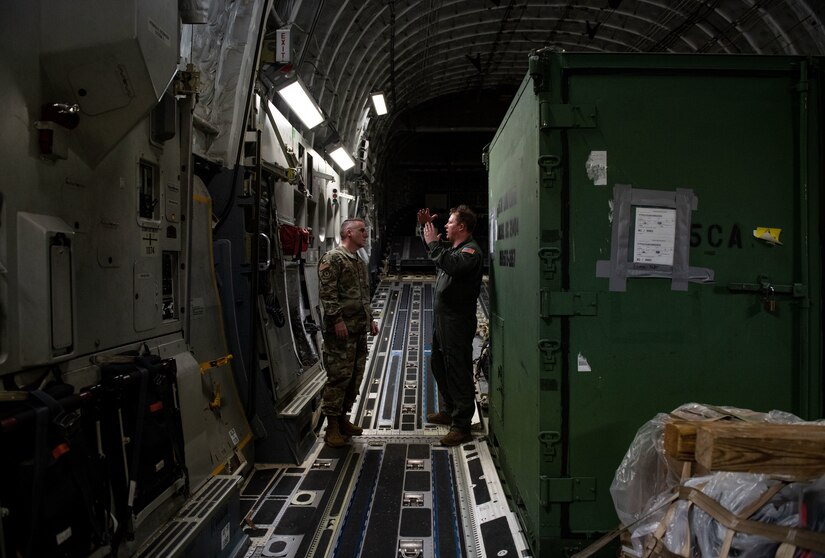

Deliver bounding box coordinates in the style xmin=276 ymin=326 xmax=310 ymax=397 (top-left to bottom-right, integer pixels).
xmin=417 ymin=208 xmax=441 ymax=244
xmin=334 ymin=320 xmax=379 ymax=339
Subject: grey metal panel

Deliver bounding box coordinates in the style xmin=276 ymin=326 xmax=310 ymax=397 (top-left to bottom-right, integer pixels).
xmin=186 ymin=180 xmax=253 ymax=487
xmin=175 ymin=350 xmax=218 ymax=493
xmin=16 ymin=212 xmax=75 ymax=366
xmin=134 ymin=258 xmax=159 ymax=332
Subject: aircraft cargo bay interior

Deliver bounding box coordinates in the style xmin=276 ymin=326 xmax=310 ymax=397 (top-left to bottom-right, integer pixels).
xmin=2 ymin=2 xmax=825 ymax=558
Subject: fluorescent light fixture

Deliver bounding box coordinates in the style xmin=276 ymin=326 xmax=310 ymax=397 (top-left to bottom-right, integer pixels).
xmin=370 ymin=91 xmax=388 ymax=115
xmin=277 ymin=80 xmax=324 ymax=129
xmin=329 ymin=146 xmax=355 ymax=171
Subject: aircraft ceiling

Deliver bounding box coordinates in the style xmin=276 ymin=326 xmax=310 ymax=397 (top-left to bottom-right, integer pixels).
xmin=262 ymin=1 xmax=825 ymax=211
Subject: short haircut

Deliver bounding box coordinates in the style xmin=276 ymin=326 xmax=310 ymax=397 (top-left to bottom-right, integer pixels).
xmin=450 ymin=205 xmax=476 ymax=233
xmin=340 ymin=218 xmax=365 ymax=238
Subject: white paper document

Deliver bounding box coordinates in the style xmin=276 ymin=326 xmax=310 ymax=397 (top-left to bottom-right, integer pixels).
xmin=633 ymin=207 xmax=676 ymax=266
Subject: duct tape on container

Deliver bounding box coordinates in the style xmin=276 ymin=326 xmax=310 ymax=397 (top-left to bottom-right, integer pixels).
xmin=596 ymin=184 xmax=715 ymax=292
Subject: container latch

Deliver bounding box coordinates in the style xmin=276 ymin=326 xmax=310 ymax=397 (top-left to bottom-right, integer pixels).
xmin=727 ymin=275 xmax=807 ymax=314
xmin=538 ymin=155 xmax=561 ymax=188
xmin=538 ymin=246 xmax=561 ymax=277
xmin=538 ymin=430 xmax=561 ymax=461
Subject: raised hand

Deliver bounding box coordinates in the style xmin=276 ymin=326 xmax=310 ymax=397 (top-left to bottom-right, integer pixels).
xmin=416 ymin=208 xmax=439 ymax=225
xmin=423 ymin=221 xmax=441 ymax=244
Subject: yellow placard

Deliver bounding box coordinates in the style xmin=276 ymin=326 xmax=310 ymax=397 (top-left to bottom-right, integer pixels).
xmin=753 ymin=227 xmax=782 ymax=246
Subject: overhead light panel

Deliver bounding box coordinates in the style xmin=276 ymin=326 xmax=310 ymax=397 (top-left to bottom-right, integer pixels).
xmin=329 ymin=146 xmax=355 ymax=171
xmin=370 ymin=91 xmax=388 ymax=116
xmin=277 ymin=80 xmax=324 ymax=129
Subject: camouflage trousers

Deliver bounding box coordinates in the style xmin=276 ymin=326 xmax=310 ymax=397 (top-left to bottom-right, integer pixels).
xmin=321 ymin=324 xmax=368 ymax=416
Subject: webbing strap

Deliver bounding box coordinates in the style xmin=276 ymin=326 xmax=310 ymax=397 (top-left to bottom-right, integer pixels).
xmin=126 ymin=365 xmax=150 ymax=532
xmin=718 ymin=481 xmax=787 ymax=558
xmin=26 ymin=398 xmax=50 ymax=558
xmin=571 ymin=491 xmax=681 ymax=558
xmin=681 ymin=486 xmax=825 ymax=554
xmin=574 ymin=478 xmax=814 ymax=558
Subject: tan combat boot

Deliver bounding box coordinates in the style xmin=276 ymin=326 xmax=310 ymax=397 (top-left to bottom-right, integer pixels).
xmin=339 ymin=414 xmax=363 ymax=436
xmin=324 ymin=416 xmax=347 ymax=447
xmin=426 ymin=411 xmax=452 ymax=426
xmin=440 ymin=429 xmax=472 ymax=447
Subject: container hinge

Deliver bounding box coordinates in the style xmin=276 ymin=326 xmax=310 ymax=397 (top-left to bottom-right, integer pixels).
xmin=540 ymin=476 xmax=597 ymax=505
xmin=540 ymin=103 xmax=597 ymax=131
xmin=540 ymin=290 xmax=598 ymax=318
xmin=538 ymin=155 xmax=561 ymax=188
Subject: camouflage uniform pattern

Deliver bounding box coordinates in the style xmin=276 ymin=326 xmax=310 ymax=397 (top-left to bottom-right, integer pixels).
xmin=318 ymin=245 xmax=372 ymax=416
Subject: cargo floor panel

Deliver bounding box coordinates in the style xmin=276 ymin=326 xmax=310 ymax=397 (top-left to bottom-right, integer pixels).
xmin=242 ymin=277 xmax=529 ymax=557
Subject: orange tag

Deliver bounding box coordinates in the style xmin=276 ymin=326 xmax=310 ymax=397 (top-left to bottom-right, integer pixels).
xmin=52 ymin=443 xmax=70 ymax=460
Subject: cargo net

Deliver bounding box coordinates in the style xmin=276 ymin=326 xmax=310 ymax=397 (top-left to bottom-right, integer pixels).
xmin=582 ymin=403 xmax=825 ymax=558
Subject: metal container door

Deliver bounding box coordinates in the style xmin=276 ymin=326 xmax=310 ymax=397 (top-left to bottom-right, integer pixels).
xmin=559 ymin=55 xmax=822 ymax=534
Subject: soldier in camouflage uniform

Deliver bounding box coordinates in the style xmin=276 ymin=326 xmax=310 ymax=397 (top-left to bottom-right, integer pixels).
xmin=418 ymin=205 xmax=483 ymax=446
xmin=318 ymin=218 xmax=378 ymax=447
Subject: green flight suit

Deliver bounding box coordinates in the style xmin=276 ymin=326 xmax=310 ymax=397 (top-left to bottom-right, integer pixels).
xmin=427 ymin=236 xmax=483 ymax=432
xmin=318 ymin=245 xmax=372 ymax=417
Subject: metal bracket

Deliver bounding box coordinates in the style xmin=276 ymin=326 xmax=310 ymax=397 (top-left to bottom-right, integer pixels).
xmin=312 ymin=459 xmax=333 ymax=470
xmin=537 ymin=339 xmax=561 ymax=373
xmin=538 ymin=155 xmax=561 ymax=188
xmin=727 ymin=275 xmax=808 ymax=312
xmin=538 ymin=246 xmax=561 ymax=278
xmin=540 ymin=476 xmax=597 ymax=505
xmin=538 ymin=430 xmax=561 ymax=461
xmin=402 ymin=492 xmax=425 ymax=507
xmin=398 ymin=539 xmax=424 ymax=558
xmin=540 ymin=291 xmax=598 ymax=318
xmin=540 ymin=103 xmax=597 ymax=130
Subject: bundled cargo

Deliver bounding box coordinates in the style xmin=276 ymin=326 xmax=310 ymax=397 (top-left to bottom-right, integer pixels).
xmin=608 ymin=404 xmax=825 ymax=558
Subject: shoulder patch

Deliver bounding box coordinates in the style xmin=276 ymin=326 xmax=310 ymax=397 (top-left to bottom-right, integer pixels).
xmin=319 ymin=261 xmax=331 ymax=271
xmin=461 ymin=247 xmax=476 ymax=254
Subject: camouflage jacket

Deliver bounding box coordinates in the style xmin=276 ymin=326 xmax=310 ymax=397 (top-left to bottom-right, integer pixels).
xmin=318 ymin=245 xmax=372 ymax=330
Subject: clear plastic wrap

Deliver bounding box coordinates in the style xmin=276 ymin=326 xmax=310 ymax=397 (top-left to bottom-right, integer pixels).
xmin=610 ymin=412 xmax=679 ymax=527
xmin=610 ymin=403 xmax=825 ymax=558
xmin=611 ymin=403 xmax=739 ymax=526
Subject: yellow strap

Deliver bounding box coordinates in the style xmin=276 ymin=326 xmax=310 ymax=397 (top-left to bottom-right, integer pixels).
xmin=199 ymin=354 xmax=233 ymax=374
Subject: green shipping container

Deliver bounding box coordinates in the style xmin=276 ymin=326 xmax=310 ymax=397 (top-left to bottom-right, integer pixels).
xmin=486 ymin=52 xmax=823 ymax=556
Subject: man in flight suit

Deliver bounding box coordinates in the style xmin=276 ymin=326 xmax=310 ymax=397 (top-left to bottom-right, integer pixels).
xmin=318 ymin=218 xmax=378 ymax=447
xmin=418 ymin=205 xmax=483 ymax=446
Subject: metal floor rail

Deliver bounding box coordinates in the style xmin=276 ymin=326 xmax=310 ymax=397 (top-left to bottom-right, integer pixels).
xmin=240 ymin=276 xmax=528 ymax=558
